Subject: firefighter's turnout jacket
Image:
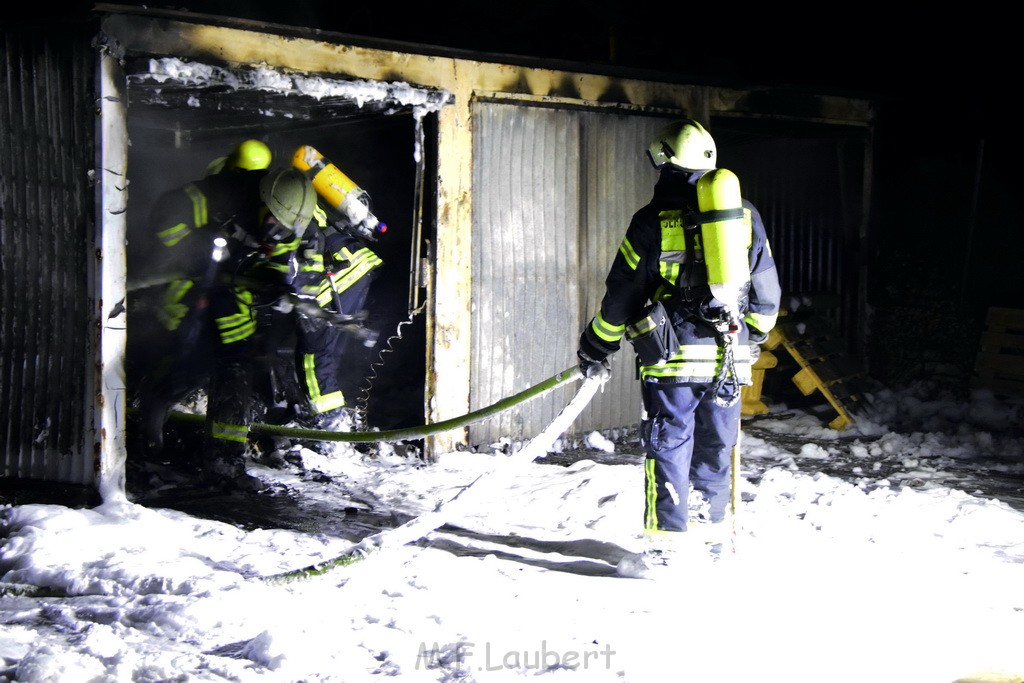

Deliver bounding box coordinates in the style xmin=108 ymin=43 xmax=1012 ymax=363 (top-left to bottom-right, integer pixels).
xmin=150 ymin=169 xmax=295 ymax=346
xmin=580 ymin=167 xmax=781 ymax=386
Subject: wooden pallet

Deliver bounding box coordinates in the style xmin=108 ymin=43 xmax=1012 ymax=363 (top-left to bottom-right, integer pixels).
xmin=971 ymin=307 xmax=1024 ymax=399
xmin=763 ymin=312 xmax=866 ymax=430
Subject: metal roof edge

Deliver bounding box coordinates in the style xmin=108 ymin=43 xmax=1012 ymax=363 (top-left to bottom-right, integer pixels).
xmin=91 ymin=3 xmax=878 ymax=108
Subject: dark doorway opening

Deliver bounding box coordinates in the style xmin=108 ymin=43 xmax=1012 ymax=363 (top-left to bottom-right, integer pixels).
xmin=123 ymin=61 xmax=432 ymax=470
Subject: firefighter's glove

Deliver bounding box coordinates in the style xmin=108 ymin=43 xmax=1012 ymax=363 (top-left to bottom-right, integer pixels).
xmin=577 ymin=349 xmax=611 ymax=381
xmin=577 ymin=330 xmax=616 ymax=380
xmin=748 ymin=341 xmax=761 ymax=364
xmin=271 ymin=295 xmax=294 ymax=314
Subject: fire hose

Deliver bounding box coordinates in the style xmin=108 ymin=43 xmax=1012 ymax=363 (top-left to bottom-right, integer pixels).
xmin=166 ymin=365 xmax=584 ymax=443
xmin=262 ymin=368 xmax=607 ymax=584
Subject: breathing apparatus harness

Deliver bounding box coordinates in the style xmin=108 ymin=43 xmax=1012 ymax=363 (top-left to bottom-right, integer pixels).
xmin=667 ymin=213 xmax=745 ymax=407
xmin=702 ymin=298 xmax=743 ymax=408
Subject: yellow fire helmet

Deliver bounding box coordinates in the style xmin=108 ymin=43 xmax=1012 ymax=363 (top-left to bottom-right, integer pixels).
xmin=206 ymin=139 xmax=273 ymax=176
xmin=226 ymin=139 xmax=272 ymax=171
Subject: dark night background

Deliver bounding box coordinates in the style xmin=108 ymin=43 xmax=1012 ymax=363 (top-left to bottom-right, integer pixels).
xmin=39 ymin=2 xmax=1024 ymax=387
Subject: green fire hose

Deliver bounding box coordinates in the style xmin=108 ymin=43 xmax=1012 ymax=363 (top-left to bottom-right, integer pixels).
xmin=0 ymin=366 xmax=591 ymax=597
xmin=261 ymin=367 xmax=607 ymax=584
xmin=168 ymin=365 xmax=583 ymax=443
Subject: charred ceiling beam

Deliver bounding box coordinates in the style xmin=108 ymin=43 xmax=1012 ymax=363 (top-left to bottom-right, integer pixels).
xmin=123 ymin=55 xmax=451 ymax=137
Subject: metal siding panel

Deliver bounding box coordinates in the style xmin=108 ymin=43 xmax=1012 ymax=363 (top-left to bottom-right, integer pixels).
xmin=716 ymin=130 xmax=865 ymax=339
xmin=470 ymin=103 xmax=580 ymax=446
xmin=575 ymin=113 xmax=669 ymax=435
xmin=0 ymin=29 xmax=94 ymax=484
xmin=1 ymin=36 xmax=22 ymax=469
xmin=576 ymin=121 xmax=868 ymax=435
xmin=470 ymin=105 xmax=673 ymax=446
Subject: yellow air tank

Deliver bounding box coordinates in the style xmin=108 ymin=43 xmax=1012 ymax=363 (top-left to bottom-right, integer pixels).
xmin=291 ymin=145 xmax=386 ymax=236
xmin=696 ymin=168 xmax=751 ymax=322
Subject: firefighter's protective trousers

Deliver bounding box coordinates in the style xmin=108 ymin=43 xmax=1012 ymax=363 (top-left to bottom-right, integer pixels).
xmin=291 ymin=229 xmax=381 ymax=416
xmin=642 ymin=380 xmax=740 ymax=531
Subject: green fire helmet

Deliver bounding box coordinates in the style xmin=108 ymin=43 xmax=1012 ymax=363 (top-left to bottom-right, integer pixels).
xmin=646 ymin=119 xmax=717 ymax=171
xmin=259 ymin=167 xmax=318 ymax=236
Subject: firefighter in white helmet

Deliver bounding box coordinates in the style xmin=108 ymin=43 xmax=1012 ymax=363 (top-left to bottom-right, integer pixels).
xmin=577 ymin=119 xmax=781 ymax=551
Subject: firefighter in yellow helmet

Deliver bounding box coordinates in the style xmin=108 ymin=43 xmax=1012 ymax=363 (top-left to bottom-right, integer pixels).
xmin=577 ymin=119 xmax=781 ymax=554
xmin=137 ymin=161 xmax=322 ymax=490
xmin=205 ymin=139 xmax=273 ymax=176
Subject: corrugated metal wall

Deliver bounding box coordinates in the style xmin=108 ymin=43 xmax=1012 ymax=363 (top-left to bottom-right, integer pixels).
xmin=578 ymin=112 xmax=669 ymax=435
xmin=469 ymin=102 xmax=668 ymax=446
xmin=711 ymin=121 xmax=868 ymax=343
xmin=0 ymin=27 xmax=96 ymax=483
xmin=469 ymin=104 xmax=581 ymax=446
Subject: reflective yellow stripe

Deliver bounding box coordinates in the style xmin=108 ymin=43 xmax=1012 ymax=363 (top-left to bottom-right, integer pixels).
xmin=312 ymin=391 xmax=345 ymax=414
xmin=314 ymin=280 xmax=334 ymax=307
xmin=332 ymin=245 xmax=382 ymax=269
xmin=626 ymin=315 xmax=656 ymax=339
xmin=217 ymin=315 xmax=256 ymax=344
xmin=745 ymin=311 xmax=777 ymax=333
xmin=159 ymin=302 xmax=188 ymax=331
xmin=618 ymin=236 xmax=640 ymax=270
xmin=302 ymin=352 xmax=346 ymax=413
xmin=215 ymin=291 xmax=256 ymax=345
xmin=159 ymin=184 xmax=207 ymax=247
xmin=645 ymin=459 xmax=659 ymax=531
xmin=333 ymin=245 xmax=356 ymax=262
xmin=165 ymin=279 xmax=194 ymax=301
xmin=264 ymin=262 xmax=293 ymax=274
xmin=590 ymin=312 xmax=624 ymax=344
xmin=157 ymin=222 xmax=191 ymax=247
xmin=300 ymin=254 xmax=325 ymax=272
xmin=267 ymin=236 xmax=300 ymax=257
xmin=642 ymin=360 xmax=719 ymax=380
xmin=638 ymin=344 xmax=753 ymax=381
xmin=184 ymin=184 xmax=207 ymax=228
xmin=158 ymin=279 xmax=194 ymax=330
xmin=331 ymin=249 xmax=382 ymax=293
xmin=659 ymin=260 xmax=679 ymax=285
